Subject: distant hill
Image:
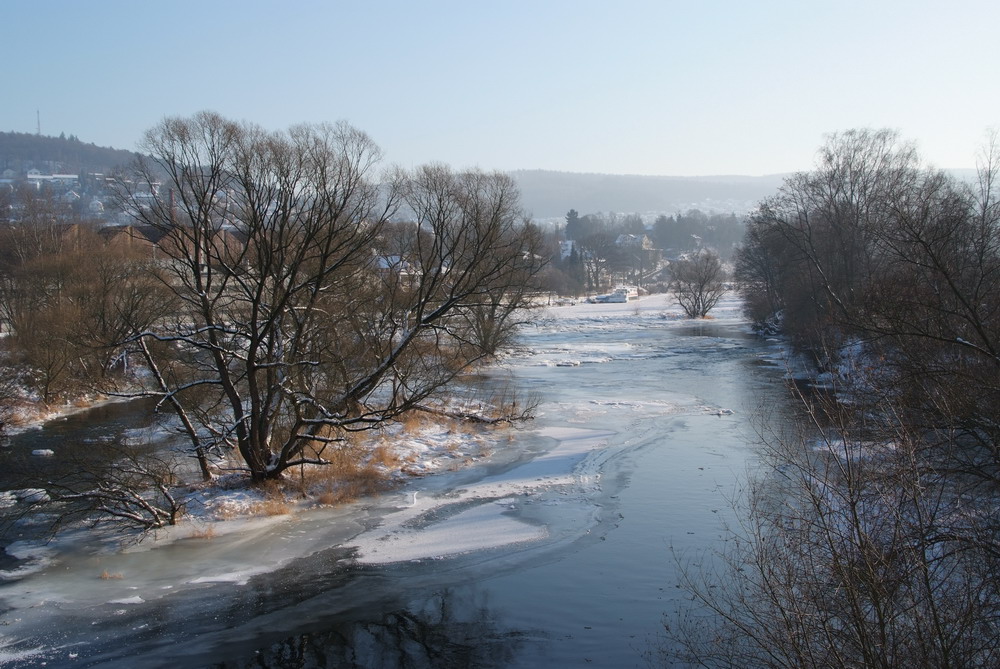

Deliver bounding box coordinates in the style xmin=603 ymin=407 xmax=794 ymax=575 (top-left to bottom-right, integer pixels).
xmin=0 ymin=132 xmax=138 ymax=176
xmin=510 ymin=169 xmax=789 ymax=220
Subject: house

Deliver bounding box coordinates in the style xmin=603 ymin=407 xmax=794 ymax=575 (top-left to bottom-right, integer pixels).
xmin=157 ymin=225 xmax=246 ymax=266
xmin=615 ymin=233 xmax=653 ymax=250
xmin=52 ymin=174 xmax=79 ymax=187
xmin=98 ymin=225 xmax=157 ymax=256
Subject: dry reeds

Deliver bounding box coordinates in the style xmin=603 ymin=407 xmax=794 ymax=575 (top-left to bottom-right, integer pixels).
xmin=307 ymin=440 xmax=397 ymax=507
xmin=399 ymin=410 xmax=426 ymax=434
xmin=369 ymin=443 xmax=401 ymax=469
xmin=249 ymin=439 xmax=399 ymax=509
xmin=250 ymin=498 xmax=292 ymax=516
xmin=249 ymin=479 xmax=293 ymax=516
xmin=188 ymin=525 xmax=216 ymax=540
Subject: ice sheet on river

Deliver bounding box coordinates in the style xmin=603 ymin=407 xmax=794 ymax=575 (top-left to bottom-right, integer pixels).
xmin=351 ymin=426 xmax=614 ymax=564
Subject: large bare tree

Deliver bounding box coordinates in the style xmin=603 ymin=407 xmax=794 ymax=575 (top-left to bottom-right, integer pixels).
xmin=669 ymin=248 xmax=727 ymax=318
xmin=116 ymin=112 xmax=545 ymax=482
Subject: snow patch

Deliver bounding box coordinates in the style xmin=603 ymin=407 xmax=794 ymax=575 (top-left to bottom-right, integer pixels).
xmin=0 ymin=641 xmax=47 ymax=665
xmin=10 ymin=488 xmax=50 ymax=504
xmin=0 ymin=542 xmax=56 ymax=581
xmin=359 ymin=501 xmax=547 ymax=564
xmin=351 ymin=426 xmax=613 ymax=564
xmin=189 ymin=569 xmax=272 ymax=586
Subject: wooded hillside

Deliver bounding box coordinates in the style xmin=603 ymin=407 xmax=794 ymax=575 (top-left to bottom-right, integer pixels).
xmin=0 ymin=132 xmax=138 ymax=175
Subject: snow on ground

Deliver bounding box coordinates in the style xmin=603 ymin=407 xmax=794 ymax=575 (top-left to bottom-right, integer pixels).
xmin=535 ymin=290 xmax=744 ymax=323
xmin=0 ymin=642 xmax=45 ymax=666
xmin=177 ymin=417 xmax=501 ymax=525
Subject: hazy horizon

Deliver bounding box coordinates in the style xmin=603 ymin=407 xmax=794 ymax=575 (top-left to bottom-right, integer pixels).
xmin=5 ymin=1 xmax=996 ymax=177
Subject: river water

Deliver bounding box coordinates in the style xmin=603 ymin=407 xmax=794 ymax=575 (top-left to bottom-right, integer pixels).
xmin=0 ymin=294 xmax=792 ymax=668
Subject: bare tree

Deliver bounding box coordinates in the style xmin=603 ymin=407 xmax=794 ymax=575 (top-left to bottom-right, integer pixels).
xmin=576 ymin=232 xmax=618 ymax=292
xmin=666 ymin=390 xmax=1000 ymax=669
xmin=115 ymin=113 xmax=545 ymax=483
xmin=44 ymin=441 xmax=186 ymax=535
xmin=734 ymin=129 xmax=921 ymax=348
xmin=736 ymin=128 xmax=1000 ymax=470
xmin=733 ymin=207 xmax=799 ymax=331
xmin=668 ymin=129 xmax=1000 ymax=668
xmin=0 ymin=223 xmax=172 ymax=404
xmin=1 ymin=439 xmax=186 ymax=540
xmin=669 ymin=248 xmax=727 ymax=318
xmin=0 ymin=370 xmax=20 ymax=434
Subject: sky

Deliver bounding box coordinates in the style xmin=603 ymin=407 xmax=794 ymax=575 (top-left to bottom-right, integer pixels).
xmin=4 ymin=0 xmax=998 ymax=176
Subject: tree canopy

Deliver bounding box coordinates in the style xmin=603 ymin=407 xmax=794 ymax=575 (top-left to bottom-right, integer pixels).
xmin=114 ymin=111 xmax=546 ymax=482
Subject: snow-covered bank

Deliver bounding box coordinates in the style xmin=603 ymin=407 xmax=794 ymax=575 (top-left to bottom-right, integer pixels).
xmin=538 ymin=290 xmax=742 ymax=322
xmin=0 ymin=407 xmax=516 ymax=595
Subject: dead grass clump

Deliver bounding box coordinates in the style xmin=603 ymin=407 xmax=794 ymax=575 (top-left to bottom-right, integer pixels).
xmin=369 ymin=444 xmax=401 ymax=469
xmin=399 ymin=410 xmax=428 ymax=434
xmin=314 ymin=462 xmax=395 ymax=507
xmin=315 ymin=483 xmax=367 ymax=507
xmin=329 ymin=443 xmax=365 ymax=470
xmin=272 ymin=438 xmax=404 ymax=507
xmin=99 ymin=570 xmax=124 ymax=580
xmin=251 ymin=498 xmax=292 ymax=516
xmin=188 ymin=525 xmax=216 ymax=540
xmin=249 ymin=479 xmax=293 ymax=516
xmin=344 ymin=463 xmax=394 ymax=498
xmin=316 ymin=489 xmax=343 ymax=506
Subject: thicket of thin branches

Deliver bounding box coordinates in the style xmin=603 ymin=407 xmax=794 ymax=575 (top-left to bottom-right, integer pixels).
xmin=665 ymin=130 xmax=1000 ymax=668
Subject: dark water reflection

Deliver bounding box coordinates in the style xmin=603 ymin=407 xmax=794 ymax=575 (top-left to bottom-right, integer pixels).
xmin=212 ymin=589 xmax=528 ymax=669
xmin=0 ymin=397 xmax=166 ymax=491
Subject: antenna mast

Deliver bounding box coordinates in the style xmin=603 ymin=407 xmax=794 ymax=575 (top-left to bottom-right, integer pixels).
xmin=36 ymin=110 xmax=40 ymax=136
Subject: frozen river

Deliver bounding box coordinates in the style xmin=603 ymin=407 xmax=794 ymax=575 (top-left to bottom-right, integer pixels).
xmin=0 ymin=294 xmax=791 ymax=668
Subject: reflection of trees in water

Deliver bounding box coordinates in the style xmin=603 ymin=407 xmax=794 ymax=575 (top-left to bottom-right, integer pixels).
xmin=220 ymin=589 xmax=531 ymax=669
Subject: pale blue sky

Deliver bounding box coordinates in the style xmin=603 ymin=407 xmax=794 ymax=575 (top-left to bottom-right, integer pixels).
xmin=4 ymin=0 xmax=997 ymax=175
